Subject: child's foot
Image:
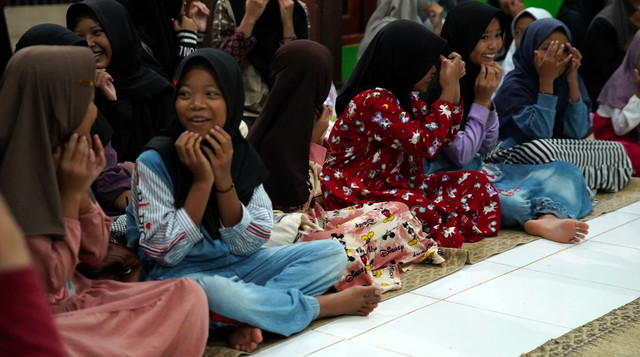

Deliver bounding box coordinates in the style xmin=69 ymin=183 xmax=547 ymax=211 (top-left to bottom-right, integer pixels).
xmin=524 ymin=214 xmax=589 ymax=243
xmin=316 ymin=285 xmax=382 ymax=318
xmin=227 ymin=326 xmax=263 ymax=353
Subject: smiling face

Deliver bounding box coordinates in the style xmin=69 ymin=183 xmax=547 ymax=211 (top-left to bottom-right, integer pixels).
xmin=413 ymin=65 xmax=437 ymax=93
xmin=469 ymin=17 xmax=503 ymax=66
xmin=74 ymin=17 xmax=112 ymax=69
xmin=175 ymin=64 xmax=227 ymax=137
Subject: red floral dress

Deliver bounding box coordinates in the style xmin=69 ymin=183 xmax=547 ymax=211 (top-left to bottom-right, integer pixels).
xmin=322 ymin=88 xmax=501 ymax=248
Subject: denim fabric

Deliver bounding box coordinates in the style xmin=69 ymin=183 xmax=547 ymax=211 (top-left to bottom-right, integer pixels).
xmin=485 ymin=161 xmax=593 ymax=227
xmin=183 ymin=240 xmax=347 ymax=336
xmin=426 ymin=156 xmax=593 ymax=228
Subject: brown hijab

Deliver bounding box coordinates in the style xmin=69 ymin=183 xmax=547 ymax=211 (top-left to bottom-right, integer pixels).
xmin=0 ymin=45 xmax=96 ymax=237
xmin=247 ymin=40 xmax=332 ymax=209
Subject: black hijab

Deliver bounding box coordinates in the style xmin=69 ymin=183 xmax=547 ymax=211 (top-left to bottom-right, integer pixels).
xmin=15 ymin=23 xmax=87 ymax=51
xmin=66 ymin=0 xmax=171 ymax=102
xmin=487 ymin=0 xmax=513 ymax=61
xmin=116 ymin=0 xmax=183 ymax=78
xmin=146 ymin=48 xmax=269 ymax=238
xmin=428 ymin=1 xmax=506 ymax=128
xmin=248 ymin=40 xmax=332 ymax=210
xmin=336 ymin=19 xmax=447 ymax=118
xmin=14 ymin=23 xmax=114 ymax=145
xmin=230 ymin=0 xmax=308 ymax=85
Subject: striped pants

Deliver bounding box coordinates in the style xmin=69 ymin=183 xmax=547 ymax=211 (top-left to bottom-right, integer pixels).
xmin=485 ymin=138 xmax=634 ymax=192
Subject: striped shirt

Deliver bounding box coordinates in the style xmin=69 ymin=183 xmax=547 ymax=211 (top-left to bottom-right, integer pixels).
xmin=127 ymin=150 xmax=272 ymax=268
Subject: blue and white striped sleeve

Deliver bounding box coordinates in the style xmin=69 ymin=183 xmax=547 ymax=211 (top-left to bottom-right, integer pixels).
xmin=219 ymin=185 xmax=273 ymax=256
xmin=130 ymin=152 xmax=203 ymax=267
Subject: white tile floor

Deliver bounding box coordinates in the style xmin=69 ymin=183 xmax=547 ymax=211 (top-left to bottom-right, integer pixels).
xmin=255 ymin=203 xmax=640 ymax=357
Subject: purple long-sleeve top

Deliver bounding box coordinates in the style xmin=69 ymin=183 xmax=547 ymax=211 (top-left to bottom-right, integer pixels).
xmin=442 ymin=103 xmax=499 ymax=167
xmin=91 ymin=141 xmax=131 ymax=214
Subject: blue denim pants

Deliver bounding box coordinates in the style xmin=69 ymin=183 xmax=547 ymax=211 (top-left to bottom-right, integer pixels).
xmin=485 ymin=161 xmax=593 ymax=227
xmin=184 ymin=239 xmax=346 ymax=336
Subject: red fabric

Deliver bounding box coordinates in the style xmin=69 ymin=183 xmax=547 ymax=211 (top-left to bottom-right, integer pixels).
xmin=593 ymin=112 xmax=640 ymax=177
xmin=0 ymin=267 xmax=65 ymax=357
xmin=322 ymin=89 xmax=500 ymax=248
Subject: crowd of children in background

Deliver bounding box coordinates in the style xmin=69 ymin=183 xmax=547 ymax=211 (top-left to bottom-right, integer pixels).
xmin=0 ymin=0 xmax=639 ymax=355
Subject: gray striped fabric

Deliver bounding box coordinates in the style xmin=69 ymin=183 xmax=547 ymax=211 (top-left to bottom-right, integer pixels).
xmin=485 ymin=138 xmax=634 ymax=192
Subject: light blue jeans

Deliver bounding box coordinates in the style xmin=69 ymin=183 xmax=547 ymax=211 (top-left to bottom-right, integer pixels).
xmin=484 ymin=161 xmax=593 ymax=227
xmin=184 ymin=240 xmax=347 ymax=336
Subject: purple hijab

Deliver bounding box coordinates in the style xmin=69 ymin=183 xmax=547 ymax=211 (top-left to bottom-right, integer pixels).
xmin=597 ymin=29 xmax=640 ymax=109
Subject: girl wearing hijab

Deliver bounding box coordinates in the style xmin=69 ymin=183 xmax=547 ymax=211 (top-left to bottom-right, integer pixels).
xmin=425 ymin=2 xmax=592 ymax=244
xmin=116 ymin=0 xmax=210 ymax=79
xmin=323 ymin=20 xmax=501 ymax=249
xmin=248 ymin=40 xmax=444 ymax=293
xmin=583 ymin=0 xmax=639 ymax=103
xmin=15 ymin=23 xmax=132 ymax=218
xmin=202 ymin=0 xmax=309 ymax=126
xmin=593 ymin=30 xmax=640 ymax=177
xmin=126 ymin=48 xmax=382 ymax=352
xmin=492 ymin=18 xmax=634 ymax=193
xmin=499 ymin=7 xmax=552 ymax=89
xmin=0 ymin=46 xmax=209 ymax=357
xmin=67 ymin=0 xmax=174 ymax=163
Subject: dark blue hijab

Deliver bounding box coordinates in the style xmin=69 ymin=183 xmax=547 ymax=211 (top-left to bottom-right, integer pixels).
xmin=494 ymin=18 xmax=591 ymax=141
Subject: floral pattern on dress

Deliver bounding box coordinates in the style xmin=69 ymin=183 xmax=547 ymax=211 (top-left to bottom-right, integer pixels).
xmin=322 ymin=88 xmax=501 ymax=248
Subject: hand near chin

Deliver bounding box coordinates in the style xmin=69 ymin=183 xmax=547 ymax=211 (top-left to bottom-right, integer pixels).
xmin=201 ymin=126 xmax=234 ymax=181
xmin=54 ymin=133 xmax=106 ymax=197
xmin=175 ymin=131 xmax=215 ymax=184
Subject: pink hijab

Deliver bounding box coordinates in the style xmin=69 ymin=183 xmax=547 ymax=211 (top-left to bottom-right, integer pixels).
xmin=597 ymin=29 xmax=640 ymax=109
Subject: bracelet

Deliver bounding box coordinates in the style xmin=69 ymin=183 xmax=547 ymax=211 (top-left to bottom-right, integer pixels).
xmin=539 ymin=91 xmax=553 ymax=96
xmin=279 ymin=34 xmax=297 ymax=46
xmin=216 ymin=183 xmax=235 ymax=193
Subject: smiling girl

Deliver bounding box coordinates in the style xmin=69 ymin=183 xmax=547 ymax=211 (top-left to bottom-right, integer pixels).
xmin=126 ymin=48 xmax=382 ymax=353
xmin=67 ymin=0 xmax=174 ymax=163
xmin=425 ymin=2 xmax=593 ymax=244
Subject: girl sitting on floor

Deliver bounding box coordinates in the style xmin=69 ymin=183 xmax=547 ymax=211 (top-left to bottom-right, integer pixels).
xmin=0 ymin=45 xmax=209 ymax=357
xmin=491 ymin=18 xmax=634 ymax=193
xmin=248 ymin=40 xmax=444 ymax=293
xmin=322 ymin=20 xmax=501 ymax=249
xmin=593 ymin=29 xmax=640 ymax=177
xmin=126 ymin=48 xmax=382 ymax=353
xmin=425 ymin=2 xmax=591 ymax=244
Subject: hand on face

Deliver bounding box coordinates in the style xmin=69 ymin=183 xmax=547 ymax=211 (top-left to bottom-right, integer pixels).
xmin=187 ymin=0 xmax=211 ymax=32
xmin=95 ymin=69 xmax=117 ymax=101
xmin=475 ymin=62 xmax=503 ymax=107
xmin=424 ymin=2 xmax=444 ymax=30
xmin=534 ymin=40 xmax=572 ymax=82
xmin=175 ymin=127 xmax=233 ymax=184
xmin=311 ymin=104 xmax=331 ymax=145
xmin=439 ymin=52 xmax=466 ymax=86
xmin=173 ymin=14 xmax=198 ymax=33
xmin=564 ymin=43 xmax=581 ymax=82
xmin=53 ymin=133 xmax=106 ymax=197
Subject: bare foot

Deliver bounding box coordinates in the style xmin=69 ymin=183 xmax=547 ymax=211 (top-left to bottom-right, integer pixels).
xmin=316 ymin=285 xmax=382 ymax=319
xmin=524 ymin=214 xmax=589 ymax=243
xmin=227 ymin=326 xmax=263 ymax=353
